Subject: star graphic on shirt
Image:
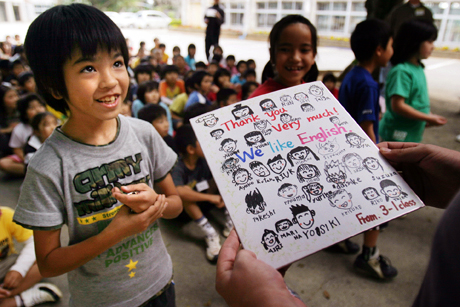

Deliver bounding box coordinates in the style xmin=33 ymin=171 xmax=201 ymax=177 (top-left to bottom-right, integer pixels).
xmin=125 ymin=259 xmax=138 ymax=272
xmin=129 ymin=271 xmax=136 ymax=278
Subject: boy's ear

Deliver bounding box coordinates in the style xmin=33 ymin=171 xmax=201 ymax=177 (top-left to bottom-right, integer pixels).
xmin=50 ymin=89 xmax=63 ymax=100
xmin=186 ymin=144 xmax=195 ymax=155
xmin=375 ymin=45 xmax=384 ymax=57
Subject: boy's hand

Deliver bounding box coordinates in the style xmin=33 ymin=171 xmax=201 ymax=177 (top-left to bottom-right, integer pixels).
xmin=0 ymin=287 xmax=11 ymax=299
xmin=3 ymin=271 xmax=22 ymax=290
xmin=108 ymin=194 xmax=168 ymax=238
xmin=111 ymin=184 xmax=159 ymax=213
xmin=209 ymin=195 xmax=225 ymax=208
xmin=426 ymin=114 xmax=447 ymax=127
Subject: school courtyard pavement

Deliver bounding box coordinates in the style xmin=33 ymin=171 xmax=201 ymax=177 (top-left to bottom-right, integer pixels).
xmin=0 ymin=27 xmax=460 ymax=307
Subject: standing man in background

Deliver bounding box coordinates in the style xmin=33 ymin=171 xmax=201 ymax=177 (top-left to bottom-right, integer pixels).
xmin=204 ymin=0 xmax=225 ymax=60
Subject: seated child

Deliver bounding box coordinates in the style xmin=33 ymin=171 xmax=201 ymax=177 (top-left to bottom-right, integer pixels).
xmin=172 ymin=124 xmax=233 ymax=262
xmin=241 ymin=81 xmax=259 ymax=100
xmin=17 ymin=72 xmax=36 ymax=95
xmin=247 ymin=59 xmax=256 ymax=70
xmin=0 ymin=206 xmax=62 ymax=307
xmin=184 ymin=44 xmax=196 ymax=71
xmin=159 ymin=65 xmax=185 ymax=105
xmin=173 ymin=55 xmax=190 ymax=79
xmin=0 ymin=93 xmax=45 ymax=176
xmin=133 ymin=80 xmax=173 ymax=136
xmin=206 ymin=61 xmax=219 ymax=77
xmin=225 ymin=55 xmax=237 ymax=76
xmin=131 ymin=63 xmax=154 ymax=98
xmin=323 ymin=72 xmax=339 ymax=99
xmin=184 ymin=71 xmax=213 ymax=112
xmin=230 ymin=60 xmax=247 ymax=85
xmin=0 ymin=85 xmax=20 ymax=157
xmin=170 ymin=77 xmax=194 ymax=125
xmin=208 ymin=68 xmax=232 ymax=102
xmin=159 ymin=43 xmax=169 ymax=64
xmin=24 ymin=112 xmax=59 ymax=167
xmin=138 ymin=104 xmax=177 ymax=153
xmin=172 ymin=46 xmax=181 ymax=57
xmin=195 ymin=61 xmax=207 ymax=71
xmin=216 ymin=88 xmax=238 ymax=108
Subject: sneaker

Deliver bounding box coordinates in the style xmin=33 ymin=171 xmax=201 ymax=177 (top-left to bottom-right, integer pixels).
xmin=222 ymin=220 xmax=234 ymax=238
xmin=21 ymin=283 xmax=62 ymax=307
xmin=205 ymin=234 xmax=221 ymax=263
xmin=325 ymin=239 xmax=360 ymax=254
xmin=354 ymin=254 xmax=398 ymax=279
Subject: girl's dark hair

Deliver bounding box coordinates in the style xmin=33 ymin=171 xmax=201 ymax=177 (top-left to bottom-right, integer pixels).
xmin=0 ymin=84 xmax=15 ymax=114
xmin=236 ymin=60 xmax=246 ymax=69
xmin=391 ymin=19 xmax=438 ymax=66
xmin=18 ymin=71 xmax=34 ymax=86
xmin=213 ymin=68 xmax=231 ymax=88
xmin=137 ymin=80 xmax=159 ymax=104
xmin=190 ymin=70 xmax=211 ymax=90
xmin=174 ymin=124 xmax=197 ymax=155
xmin=241 ymin=81 xmax=258 ymax=100
xmin=269 ymin=15 xmax=317 ymax=64
xmin=24 ymin=4 xmax=129 ymax=114
xmin=133 ymin=64 xmax=154 ymax=82
xmin=17 ymin=93 xmax=46 ymax=124
xmin=188 ymin=44 xmax=196 ymax=51
xmin=30 ymin=112 xmax=55 ymax=131
xmin=138 ymin=104 xmax=166 ymax=124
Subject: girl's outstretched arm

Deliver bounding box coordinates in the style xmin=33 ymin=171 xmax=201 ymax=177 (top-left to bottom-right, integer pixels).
xmin=391 ymin=95 xmax=447 ymax=126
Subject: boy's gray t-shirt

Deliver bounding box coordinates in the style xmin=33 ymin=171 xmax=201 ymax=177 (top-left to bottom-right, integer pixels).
xmin=14 ymin=115 xmax=177 ymax=307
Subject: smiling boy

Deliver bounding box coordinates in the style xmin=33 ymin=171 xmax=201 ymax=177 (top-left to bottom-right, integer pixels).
xmin=12 ymin=4 xmax=183 ymax=306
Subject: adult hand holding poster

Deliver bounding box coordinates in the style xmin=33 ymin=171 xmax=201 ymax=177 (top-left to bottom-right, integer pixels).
xmin=191 ymin=81 xmax=424 ymax=269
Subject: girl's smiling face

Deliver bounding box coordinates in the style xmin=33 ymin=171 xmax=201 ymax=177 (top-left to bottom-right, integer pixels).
xmin=365 ymin=158 xmax=379 ymax=170
xmin=273 ymin=23 xmax=316 ymax=87
xmin=300 ymin=167 xmax=315 ymax=179
xmin=247 ymin=135 xmax=262 ymax=143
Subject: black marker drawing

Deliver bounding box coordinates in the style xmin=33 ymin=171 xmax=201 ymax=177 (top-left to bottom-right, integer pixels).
xmin=245 ymin=188 xmax=266 ymax=214
xmin=329 ymin=116 xmax=347 ymax=126
xmin=290 ymin=204 xmax=316 ymax=230
xmin=280 ymin=113 xmax=294 ymax=124
xmin=287 ymin=146 xmax=320 ymax=166
xmin=244 ymin=131 xmax=266 ymax=146
xmin=362 ymin=187 xmax=380 ymax=200
xmin=309 ymin=84 xmax=329 ymax=101
xmin=210 ymin=129 xmax=224 ymax=140
xmin=277 ymin=183 xmax=298 ymax=199
xmin=345 ymin=132 xmax=368 ymax=148
xmin=301 ymin=103 xmax=315 ymax=112
xmin=261 ymin=229 xmax=283 ymax=252
xmin=195 ymin=114 xmax=219 ymax=127
xmin=219 ymin=138 xmax=238 ymax=156
xmin=302 ymin=182 xmax=326 ymax=203
xmin=232 ymin=168 xmax=253 ymax=186
xmin=221 ymin=157 xmax=240 ymax=175
xmin=326 ymin=189 xmax=353 ymax=210
xmin=294 ymin=92 xmax=309 ymax=103
xmin=280 ymin=95 xmax=294 ymax=106
xmin=342 ymin=153 xmax=364 ymax=173
xmin=249 ymin=161 xmax=271 ymax=177
xmin=259 ymin=98 xmax=277 ymax=111
xmin=232 ymin=104 xmax=254 ymax=120
xmin=275 ymin=219 xmax=293 ymax=232
xmin=253 ymin=120 xmax=272 ymax=135
xmin=362 ymin=157 xmax=384 ymax=174
xmin=296 ymin=164 xmax=321 ymax=183
xmin=325 ymin=160 xmax=347 ymax=185
xmin=380 ymin=179 xmax=409 ymax=202
xmin=317 ymin=138 xmax=340 ymax=156
xmin=267 ymin=155 xmax=288 ymax=174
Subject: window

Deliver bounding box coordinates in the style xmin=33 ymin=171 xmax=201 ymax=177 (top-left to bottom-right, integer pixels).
xmin=13 ymin=5 xmax=20 ymax=21
xmin=444 ymin=19 xmax=460 ymax=42
xmin=267 ymin=13 xmax=277 ymax=26
xmin=231 ymin=12 xmax=244 ymax=25
xmin=349 ymin=16 xmax=365 ymax=33
xmin=352 ymin=2 xmax=365 ymax=12
xmin=295 ymin=2 xmax=302 ymax=10
xmin=317 ymin=2 xmax=330 ymax=11
xmin=257 ymin=2 xmax=265 ymax=9
xmin=231 ymin=3 xmax=245 ymax=9
xmin=450 ymin=2 xmax=460 ymax=15
xmin=0 ymin=2 xmax=6 ymax=22
xmin=333 ymin=2 xmax=347 ymax=11
xmin=316 ymin=15 xmax=330 ymax=31
xmin=331 ymin=16 xmax=345 ymax=32
xmin=268 ymin=2 xmax=278 ymax=9
xmin=282 ymin=2 xmax=292 ymax=10
xmin=424 ymin=2 xmax=447 ymax=14
xmin=257 ymin=13 xmax=266 ymax=26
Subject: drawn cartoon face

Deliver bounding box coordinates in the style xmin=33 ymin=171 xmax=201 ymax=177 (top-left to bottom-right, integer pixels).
xmin=234 ymin=107 xmax=250 ymax=118
xmin=204 ymin=117 xmax=217 ymax=127
xmin=329 ymin=190 xmax=353 ymax=209
xmin=330 ymin=117 xmax=340 ymax=125
xmin=299 ymin=167 xmax=316 ymax=179
xmin=382 ymin=185 xmax=401 ymax=198
xmin=261 ymin=100 xmax=275 ymax=110
xmin=294 ymin=92 xmax=308 ymax=103
xmin=317 ymin=139 xmax=340 ymax=155
xmin=292 ymin=150 xmax=307 ymax=160
xmin=295 ymin=211 xmax=315 ymax=229
xmin=301 ymin=104 xmax=315 ymax=112
xmin=278 ymin=185 xmax=298 ymax=198
xmin=309 ymin=85 xmax=323 ymax=97
xmin=363 ymin=188 xmax=379 ymax=200
xmin=344 ymin=156 xmax=362 ymax=169
xmin=247 ymin=202 xmax=265 ymax=214
xmin=275 ymin=219 xmax=292 ymax=232
xmin=308 ymin=183 xmax=323 ymax=196
xmin=254 ymin=120 xmax=268 ymax=130
xmin=211 ymin=130 xmax=224 ymax=139
xmin=247 ymin=134 xmax=263 ymax=143
xmin=348 ymin=135 xmax=361 ymax=146
xmin=222 ymin=159 xmax=238 ymax=170
xmin=280 ymin=95 xmax=292 ymax=104
xmin=222 ymin=140 xmax=237 ymax=153
xmin=234 ymin=170 xmax=250 ymax=185
xmin=251 ymin=163 xmax=271 ymax=177
xmin=268 ymin=158 xmax=287 ymax=174
xmin=327 ymin=171 xmax=347 ymax=184
xmin=363 ymin=158 xmax=380 ymax=170
xmin=263 ymin=232 xmax=277 ymax=248
xmin=280 ymin=114 xmax=293 ymax=123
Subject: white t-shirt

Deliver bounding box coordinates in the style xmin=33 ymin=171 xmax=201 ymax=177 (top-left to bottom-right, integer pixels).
xmin=8 ymin=123 xmax=33 ymax=149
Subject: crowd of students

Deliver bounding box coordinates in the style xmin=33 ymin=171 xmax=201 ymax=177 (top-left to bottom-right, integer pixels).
xmin=0 ymin=2 xmax=455 ymax=306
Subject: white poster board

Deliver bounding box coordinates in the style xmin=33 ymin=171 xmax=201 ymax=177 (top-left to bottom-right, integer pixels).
xmin=190 ymin=81 xmax=424 ymax=269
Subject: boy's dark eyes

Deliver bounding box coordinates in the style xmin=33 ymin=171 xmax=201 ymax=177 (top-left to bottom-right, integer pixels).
xmin=114 ymin=60 xmax=124 ymax=67
xmin=81 ymin=66 xmax=95 ymax=73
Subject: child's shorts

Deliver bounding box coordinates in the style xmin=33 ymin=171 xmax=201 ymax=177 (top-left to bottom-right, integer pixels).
xmin=140 ymin=280 xmax=175 ymax=307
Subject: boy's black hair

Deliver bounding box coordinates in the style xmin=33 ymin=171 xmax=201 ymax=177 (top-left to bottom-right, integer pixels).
xmin=241 ymin=81 xmax=259 ymax=100
xmin=174 ymin=124 xmax=197 ymax=155
xmin=17 ymin=93 xmax=46 ymax=124
xmin=138 ymin=104 xmax=166 ymax=124
xmin=183 ymin=103 xmax=214 ymax=125
xmin=226 ymin=55 xmax=235 ymax=61
xmin=24 ymin=4 xmax=129 ymax=114
xmin=10 ymin=59 xmax=24 ymax=70
xmin=236 ymin=60 xmax=246 ymax=69
xmin=133 ymin=64 xmax=154 ymax=82
xmin=172 ymin=46 xmax=180 ymax=52
xmin=322 ymin=72 xmax=337 ymax=84
xmin=17 ymin=71 xmax=34 ymax=86
xmin=351 ymin=19 xmax=392 ymax=63
xmin=137 ymin=80 xmax=159 ymax=104
xmin=391 ymin=19 xmax=437 ymax=66
xmin=213 ymin=68 xmax=231 ymax=88
xmin=184 ymin=77 xmax=194 ymax=95
xmin=216 ymin=88 xmax=237 ymax=105
xmin=195 ymin=61 xmax=207 ymax=69
xmin=140 ymin=41 xmax=146 ymax=46
xmin=269 ymin=15 xmax=317 ymax=64
xmin=159 ymin=43 xmax=166 ymax=48
xmin=30 ymin=111 xmax=55 ymax=131
xmin=208 ymin=61 xmax=219 ymax=68
xmin=243 ymin=68 xmax=256 ymax=79
xmin=161 ymin=65 xmax=179 ymax=79
xmin=188 ymin=44 xmax=196 ymax=51
xmin=190 ymin=70 xmax=211 ymax=90
xmin=247 ymin=59 xmax=255 ymax=66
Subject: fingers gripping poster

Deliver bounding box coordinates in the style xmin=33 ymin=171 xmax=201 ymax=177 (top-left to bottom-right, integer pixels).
xmin=190 ymin=81 xmax=424 ymax=269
